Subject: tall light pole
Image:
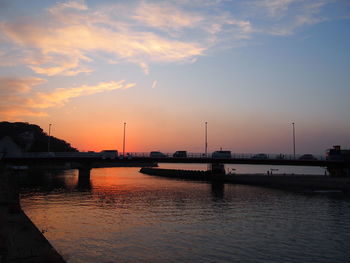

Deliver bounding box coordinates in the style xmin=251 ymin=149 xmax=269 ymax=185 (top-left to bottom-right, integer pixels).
xmin=205 ymin=121 xmax=208 ymax=157
xmin=48 ymin=123 xmax=52 ymax=152
xmin=292 ymin=122 xmax=296 ymax=159
xmin=123 ymin=122 xmax=126 ymax=157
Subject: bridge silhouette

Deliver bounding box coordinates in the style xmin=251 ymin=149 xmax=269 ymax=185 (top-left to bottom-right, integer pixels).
xmin=2 ymin=152 xmax=350 ymax=177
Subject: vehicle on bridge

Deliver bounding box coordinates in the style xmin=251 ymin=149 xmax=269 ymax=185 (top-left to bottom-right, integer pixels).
xmin=299 ymin=154 xmax=316 ymax=160
xmin=101 ymin=150 xmax=118 ymax=159
xmin=326 ymin=145 xmax=350 ymax=161
xmin=173 ymin=151 xmax=187 ymax=157
xmin=212 ymin=150 xmax=231 ymax=158
xmin=251 ymin=153 xmax=268 ymax=159
xmin=150 ymin=151 xmax=167 ymax=158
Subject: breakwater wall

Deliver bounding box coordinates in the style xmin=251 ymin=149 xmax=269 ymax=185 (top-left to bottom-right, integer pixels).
xmin=140 ymin=167 xmax=226 ymax=181
xmin=0 ymin=167 xmax=66 ymax=262
xmin=140 ymin=168 xmax=350 ymax=192
xmin=229 ymin=174 xmax=350 ymax=192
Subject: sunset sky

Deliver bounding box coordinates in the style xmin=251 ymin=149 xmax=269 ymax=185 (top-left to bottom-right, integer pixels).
xmin=0 ymin=0 xmax=349 ymax=154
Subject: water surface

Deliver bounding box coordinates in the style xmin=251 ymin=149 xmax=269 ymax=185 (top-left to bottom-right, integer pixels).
xmin=19 ymin=167 xmax=350 ymax=263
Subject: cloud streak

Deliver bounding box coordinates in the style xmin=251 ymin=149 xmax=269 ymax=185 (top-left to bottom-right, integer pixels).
xmin=0 ymin=1 xmax=207 ymax=76
xmin=152 ymin=80 xmax=158 ymax=89
xmin=31 ymin=81 xmax=135 ymax=109
xmin=249 ymin=0 xmax=332 ymax=35
xmin=132 ymin=2 xmax=203 ymax=32
xmin=0 ymin=77 xmax=135 ymax=119
xmin=0 ymin=0 xmax=264 ymax=76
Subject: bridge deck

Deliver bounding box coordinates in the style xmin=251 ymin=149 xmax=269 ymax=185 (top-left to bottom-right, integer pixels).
xmin=2 ymin=155 xmax=349 ymax=168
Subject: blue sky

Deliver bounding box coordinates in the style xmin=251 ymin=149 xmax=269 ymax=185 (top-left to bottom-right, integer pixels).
xmin=0 ymin=0 xmax=349 ymax=154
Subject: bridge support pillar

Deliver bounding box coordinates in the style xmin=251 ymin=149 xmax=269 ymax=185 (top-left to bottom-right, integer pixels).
xmin=78 ymin=167 xmax=91 ymax=178
xmin=209 ymin=163 xmax=226 ymax=175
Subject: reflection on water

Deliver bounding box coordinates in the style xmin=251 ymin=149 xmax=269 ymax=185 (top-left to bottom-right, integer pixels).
xmin=77 ymin=176 xmax=91 ymax=190
xmin=211 ymin=182 xmax=225 ymax=199
xmin=19 ymin=167 xmax=350 ymax=263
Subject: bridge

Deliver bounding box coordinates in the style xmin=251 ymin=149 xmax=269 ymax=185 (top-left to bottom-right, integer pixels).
xmin=1 ymin=152 xmax=350 ymax=177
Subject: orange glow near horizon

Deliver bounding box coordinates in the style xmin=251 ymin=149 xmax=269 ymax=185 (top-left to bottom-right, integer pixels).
xmin=29 ymin=112 xmax=346 ymax=155
xmin=50 ymin=120 xmax=273 ymax=153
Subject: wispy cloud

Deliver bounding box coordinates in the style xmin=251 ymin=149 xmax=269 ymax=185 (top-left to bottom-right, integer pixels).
xmin=152 ymin=80 xmax=158 ymax=89
xmin=31 ymin=81 xmax=135 ymax=109
xmin=0 ymin=77 xmax=47 ymax=119
xmin=0 ymin=0 xmax=347 ymax=76
xmin=132 ymin=2 xmax=203 ymax=32
xmin=0 ymin=77 xmax=135 ymax=119
xmin=0 ymin=77 xmax=45 ymax=94
xmin=0 ymin=1 xmax=206 ymax=76
xmin=254 ymin=0 xmax=297 ymax=19
xmin=49 ymin=0 xmax=88 ymax=13
xmin=0 ymin=0 xmax=258 ymax=76
xmin=249 ymin=0 xmax=331 ymax=35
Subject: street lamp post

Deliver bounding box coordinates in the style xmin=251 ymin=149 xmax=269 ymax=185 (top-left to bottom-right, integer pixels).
xmin=123 ymin=122 xmax=126 ymax=157
xmin=292 ymin=122 xmax=296 ymax=159
xmin=205 ymin=122 xmax=208 ymax=157
xmin=48 ymin=123 xmax=52 ymax=152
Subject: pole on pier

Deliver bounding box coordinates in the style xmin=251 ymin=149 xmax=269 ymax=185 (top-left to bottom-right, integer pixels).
xmin=205 ymin=121 xmax=208 ymax=157
xmin=123 ymin=122 xmax=126 ymax=157
xmin=292 ymin=122 xmax=296 ymax=159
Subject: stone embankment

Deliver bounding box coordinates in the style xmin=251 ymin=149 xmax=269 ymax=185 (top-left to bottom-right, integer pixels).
xmin=140 ymin=168 xmax=350 ymax=192
xmin=0 ymin=167 xmax=66 ymax=263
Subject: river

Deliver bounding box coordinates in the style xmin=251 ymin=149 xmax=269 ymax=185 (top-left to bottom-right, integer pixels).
xmin=19 ymin=165 xmax=350 ymax=263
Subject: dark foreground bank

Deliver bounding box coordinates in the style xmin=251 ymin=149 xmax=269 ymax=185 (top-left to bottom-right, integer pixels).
xmin=0 ymin=169 xmax=66 ymax=263
xmin=140 ymin=167 xmax=350 ymax=192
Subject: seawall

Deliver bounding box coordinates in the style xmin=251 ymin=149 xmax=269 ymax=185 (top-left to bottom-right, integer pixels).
xmin=0 ymin=167 xmax=66 ymax=262
xmin=228 ymin=174 xmax=350 ymax=192
xmin=140 ymin=167 xmax=226 ymax=181
xmin=140 ymin=168 xmax=350 ymax=192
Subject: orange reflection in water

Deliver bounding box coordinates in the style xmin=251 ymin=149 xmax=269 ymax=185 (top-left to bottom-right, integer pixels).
xmin=91 ymin=167 xmax=137 ymax=185
xmin=22 ymin=167 xmax=202 ymax=243
xmin=88 ymin=167 xmax=177 ymax=196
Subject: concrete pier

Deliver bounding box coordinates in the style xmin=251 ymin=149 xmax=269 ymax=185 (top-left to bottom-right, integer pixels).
xmin=0 ymin=167 xmax=66 ymax=263
xmin=78 ymin=166 xmax=91 ymax=178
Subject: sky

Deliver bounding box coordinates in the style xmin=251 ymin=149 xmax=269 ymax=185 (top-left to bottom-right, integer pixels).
xmin=0 ymin=0 xmax=349 ymax=154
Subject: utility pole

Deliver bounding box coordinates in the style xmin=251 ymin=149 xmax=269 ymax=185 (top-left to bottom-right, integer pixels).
xmin=205 ymin=121 xmax=208 ymax=157
xmin=292 ymin=122 xmax=296 ymax=159
xmin=123 ymin=122 xmax=126 ymax=157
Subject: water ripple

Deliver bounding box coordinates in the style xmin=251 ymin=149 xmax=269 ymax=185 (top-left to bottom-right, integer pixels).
xmin=19 ymin=168 xmax=350 ymax=263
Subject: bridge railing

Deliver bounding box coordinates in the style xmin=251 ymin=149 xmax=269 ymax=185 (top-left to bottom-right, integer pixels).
xmin=126 ymin=152 xmax=325 ymax=160
xmin=2 ymin=151 xmax=326 ymax=161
